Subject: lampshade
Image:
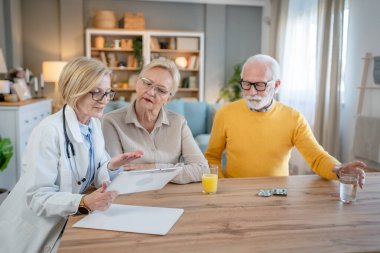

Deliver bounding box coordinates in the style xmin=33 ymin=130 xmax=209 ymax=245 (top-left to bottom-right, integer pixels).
xmin=42 ymin=61 xmax=67 ymax=82
xmin=0 ymin=48 xmax=7 ymax=73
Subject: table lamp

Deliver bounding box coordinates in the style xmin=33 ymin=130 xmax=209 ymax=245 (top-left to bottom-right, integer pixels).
xmin=42 ymin=61 xmax=67 ymax=112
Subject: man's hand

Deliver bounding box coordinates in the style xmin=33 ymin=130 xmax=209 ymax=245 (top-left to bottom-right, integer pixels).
xmin=333 ymin=161 xmax=367 ymax=189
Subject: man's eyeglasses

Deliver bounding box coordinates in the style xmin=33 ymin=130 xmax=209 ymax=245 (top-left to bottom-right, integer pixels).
xmin=240 ymin=79 xmax=274 ymax=91
xmin=140 ymin=77 xmax=172 ymax=97
xmin=89 ymin=90 xmax=116 ymax=101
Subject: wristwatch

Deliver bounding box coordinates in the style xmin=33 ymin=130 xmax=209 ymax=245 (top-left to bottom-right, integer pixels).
xmin=77 ymin=196 xmax=92 ymax=215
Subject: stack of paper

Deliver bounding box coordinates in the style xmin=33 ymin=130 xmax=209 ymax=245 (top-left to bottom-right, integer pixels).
xmin=73 ymin=204 xmax=184 ymax=235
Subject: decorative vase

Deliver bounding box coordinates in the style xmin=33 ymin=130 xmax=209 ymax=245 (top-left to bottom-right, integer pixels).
xmin=95 ymin=36 xmax=105 ymax=49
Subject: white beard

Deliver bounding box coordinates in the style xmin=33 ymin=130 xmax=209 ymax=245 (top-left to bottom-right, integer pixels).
xmin=245 ymin=84 xmax=275 ymax=111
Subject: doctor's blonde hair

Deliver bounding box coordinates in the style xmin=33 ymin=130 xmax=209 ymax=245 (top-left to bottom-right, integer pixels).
xmin=58 ymin=57 xmax=112 ymax=109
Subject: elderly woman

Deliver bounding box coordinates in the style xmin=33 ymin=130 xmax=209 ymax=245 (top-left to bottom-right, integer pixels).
xmin=0 ymin=57 xmax=143 ymax=253
xmin=102 ymin=58 xmax=208 ymax=184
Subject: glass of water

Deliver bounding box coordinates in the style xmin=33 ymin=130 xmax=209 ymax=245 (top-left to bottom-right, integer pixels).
xmin=339 ymin=170 xmax=359 ymax=204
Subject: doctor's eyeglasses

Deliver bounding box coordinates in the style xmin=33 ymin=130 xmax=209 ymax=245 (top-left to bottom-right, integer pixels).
xmin=89 ymin=90 xmax=116 ymax=101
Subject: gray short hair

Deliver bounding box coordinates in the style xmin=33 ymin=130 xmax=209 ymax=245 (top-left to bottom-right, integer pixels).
xmin=241 ymin=54 xmax=281 ymax=81
xmin=58 ymin=57 xmax=112 ymax=109
xmin=139 ymin=57 xmax=180 ymax=95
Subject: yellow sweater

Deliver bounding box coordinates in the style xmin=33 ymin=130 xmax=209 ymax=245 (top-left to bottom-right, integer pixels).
xmin=205 ymin=99 xmax=339 ymax=180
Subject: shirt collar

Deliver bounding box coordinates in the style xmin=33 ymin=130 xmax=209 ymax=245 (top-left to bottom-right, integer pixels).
xmin=125 ymin=100 xmax=170 ymax=128
xmin=78 ymin=121 xmax=93 ymax=136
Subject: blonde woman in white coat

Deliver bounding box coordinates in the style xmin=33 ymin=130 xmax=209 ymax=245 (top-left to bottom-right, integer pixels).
xmin=0 ymin=57 xmax=143 ymax=253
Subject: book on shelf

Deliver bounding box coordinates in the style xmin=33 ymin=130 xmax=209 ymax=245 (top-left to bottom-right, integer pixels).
xmin=186 ymin=56 xmax=198 ymax=70
xmin=150 ymin=38 xmax=160 ymax=50
xmin=182 ymin=77 xmax=189 ymax=88
xmin=176 ymin=37 xmax=199 ymax=51
xmin=189 ymin=76 xmax=197 ymax=89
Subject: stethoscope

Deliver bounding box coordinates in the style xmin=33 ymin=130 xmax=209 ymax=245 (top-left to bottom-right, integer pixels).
xmin=63 ymin=104 xmax=87 ymax=185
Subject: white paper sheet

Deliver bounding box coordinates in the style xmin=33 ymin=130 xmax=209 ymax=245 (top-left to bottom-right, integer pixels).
xmin=106 ymin=167 xmax=182 ymax=194
xmin=73 ymin=204 xmax=184 ymax=235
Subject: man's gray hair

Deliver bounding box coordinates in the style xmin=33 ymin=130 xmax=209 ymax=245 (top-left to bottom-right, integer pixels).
xmin=241 ymin=54 xmax=281 ymax=81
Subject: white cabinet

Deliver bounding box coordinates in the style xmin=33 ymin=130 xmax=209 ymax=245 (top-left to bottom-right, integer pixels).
xmin=85 ymin=29 xmax=204 ymax=101
xmin=0 ymin=99 xmax=52 ymax=190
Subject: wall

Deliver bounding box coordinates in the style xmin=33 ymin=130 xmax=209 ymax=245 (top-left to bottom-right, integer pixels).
xmin=84 ymin=0 xmax=205 ymax=31
xmin=0 ymin=0 xmax=7 ymax=60
xmin=1 ymin=0 xmax=22 ymax=68
xmin=16 ymin=0 xmax=262 ymax=103
xmin=340 ymin=0 xmax=380 ymax=168
xmin=225 ymin=5 xmax=261 ymax=82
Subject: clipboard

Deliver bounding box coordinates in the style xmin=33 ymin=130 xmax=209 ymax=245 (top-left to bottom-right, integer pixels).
xmin=106 ymin=166 xmax=182 ymax=194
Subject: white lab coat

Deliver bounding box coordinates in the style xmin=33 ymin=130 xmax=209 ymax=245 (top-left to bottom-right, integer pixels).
xmin=0 ymin=105 xmax=110 ymax=253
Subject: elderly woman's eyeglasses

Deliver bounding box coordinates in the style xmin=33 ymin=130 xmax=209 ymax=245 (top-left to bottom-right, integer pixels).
xmin=89 ymin=90 xmax=116 ymax=101
xmin=140 ymin=77 xmax=172 ymax=97
xmin=240 ymin=79 xmax=273 ymax=91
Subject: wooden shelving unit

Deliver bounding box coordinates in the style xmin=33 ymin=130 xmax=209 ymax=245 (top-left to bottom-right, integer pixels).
xmin=86 ymin=29 xmax=204 ymax=101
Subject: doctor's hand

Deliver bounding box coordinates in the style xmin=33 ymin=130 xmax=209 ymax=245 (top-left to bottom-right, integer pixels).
xmin=84 ymin=182 xmax=118 ymax=211
xmin=108 ymin=150 xmax=144 ymax=170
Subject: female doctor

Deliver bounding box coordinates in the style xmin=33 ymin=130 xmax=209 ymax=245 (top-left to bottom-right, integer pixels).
xmin=0 ymin=57 xmax=143 ymax=253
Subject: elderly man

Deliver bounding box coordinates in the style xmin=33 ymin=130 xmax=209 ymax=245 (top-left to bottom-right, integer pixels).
xmin=205 ymin=54 xmax=366 ymax=187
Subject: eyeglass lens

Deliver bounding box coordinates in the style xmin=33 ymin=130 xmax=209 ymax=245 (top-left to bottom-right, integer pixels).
xmin=90 ymin=90 xmax=115 ymax=101
xmin=240 ymin=80 xmax=270 ymax=91
xmin=140 ymin=77 xmax=171 ymax=96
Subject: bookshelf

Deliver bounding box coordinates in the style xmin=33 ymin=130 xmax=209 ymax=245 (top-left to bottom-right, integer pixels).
xmin=85 ymin=29 xmax=204 ymax=101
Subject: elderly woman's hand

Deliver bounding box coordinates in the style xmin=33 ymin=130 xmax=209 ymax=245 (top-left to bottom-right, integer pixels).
xmin=333 ymin=161 xmax=367 ymax=189
xmin=123 ymin=163 xmax=156 ymax=171
xmin=108 ymin=150 xmax=144 ymax=170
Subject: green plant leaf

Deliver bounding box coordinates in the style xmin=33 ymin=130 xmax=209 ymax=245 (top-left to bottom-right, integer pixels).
xmin=133 ymin=37 xmax=143 ymax=69
xmin=217 ymin=62 xmax=243 ymax=102
xmin=0 ymin=137 xmax=13 ymax=172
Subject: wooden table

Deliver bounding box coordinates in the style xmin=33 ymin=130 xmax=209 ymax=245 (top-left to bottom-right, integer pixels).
xmin=59 ymin=173 xmax=380 ymax=253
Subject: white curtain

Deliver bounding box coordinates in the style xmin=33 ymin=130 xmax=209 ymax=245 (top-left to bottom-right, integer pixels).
xmin=279 ymin=0 xmax=319 ymax=175
xmin=314 ymin=0 xmax=345 ymax=159
xmin=278 ymin=0 xmax=346 ymax=174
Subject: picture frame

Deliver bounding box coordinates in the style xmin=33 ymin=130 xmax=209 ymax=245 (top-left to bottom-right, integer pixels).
xmin=13 ymin=78 xmax=31 ymax=101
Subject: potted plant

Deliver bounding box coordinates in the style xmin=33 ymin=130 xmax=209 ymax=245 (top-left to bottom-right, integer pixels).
xmin=0 ymin=136 xmax=13 ymax=204
xmin=133 ymin=37 xmax=143 ymax=69
xmin=216 ymin=62 xmax=243 ymax=103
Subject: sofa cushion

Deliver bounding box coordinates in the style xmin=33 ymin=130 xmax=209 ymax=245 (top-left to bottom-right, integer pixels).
xmin=184 ymin=101 xmax=208 ymax=137
xmin=194 ymin=134 xmax=210 ymax=153
xmin=104 ymin=100 xmax=130 ymax=114
xmin=165 ymin=99 xmax=185 ymax=116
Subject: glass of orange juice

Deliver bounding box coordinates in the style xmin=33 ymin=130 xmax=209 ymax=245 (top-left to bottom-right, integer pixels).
xmin=202 ymin=165 xmax=218 ymax=194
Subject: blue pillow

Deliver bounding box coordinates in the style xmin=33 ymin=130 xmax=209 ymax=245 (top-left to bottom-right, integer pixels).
xmin=165 ymin=99 xmax=185 ymax=116
xmin=184 ymin=101 xmax=207 ymax=136
xmin=104 ymin=100 xmax=129 ymax=114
